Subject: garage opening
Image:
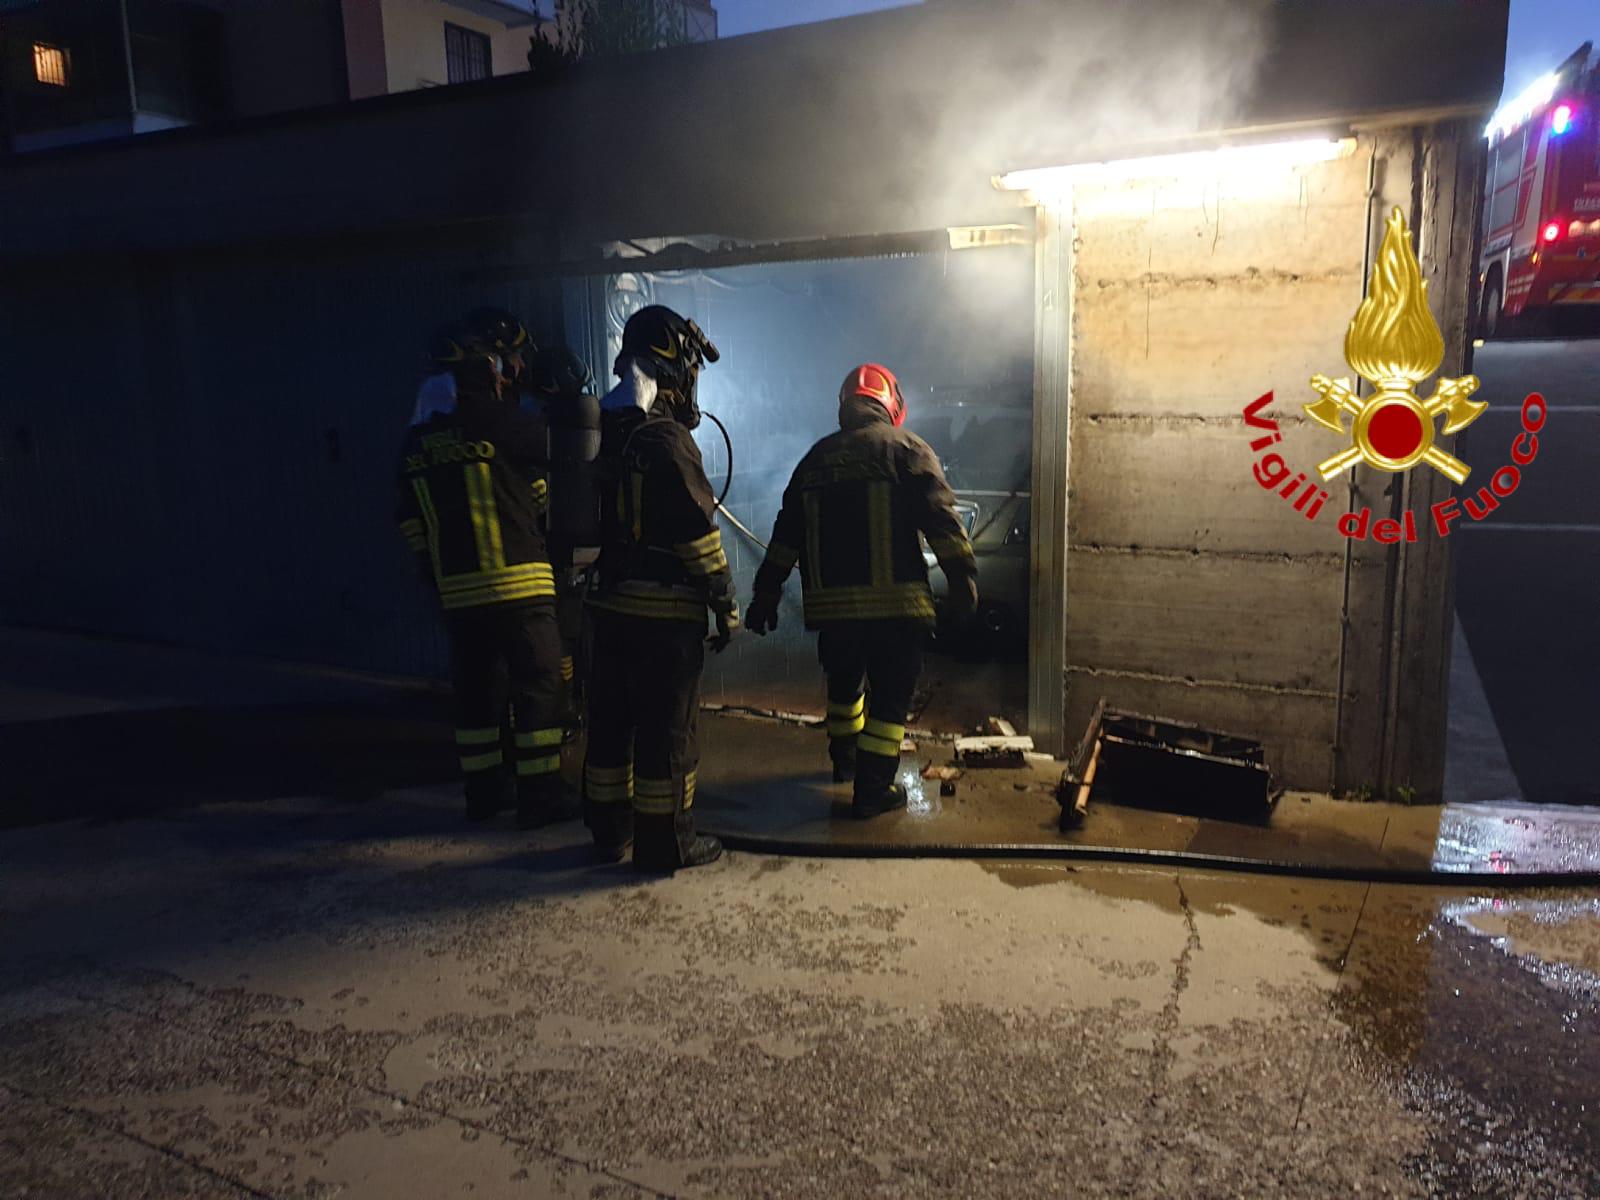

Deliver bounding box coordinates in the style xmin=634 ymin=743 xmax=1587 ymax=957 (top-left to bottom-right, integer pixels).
xmin=572 ymin=238 xmax=1035 ymax=734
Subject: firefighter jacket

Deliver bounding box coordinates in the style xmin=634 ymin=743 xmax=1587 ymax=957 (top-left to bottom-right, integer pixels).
xmin=753 ymin=398 xmax=976 ymax=628
xmin=587 ymin=406 xmax=738 ymax=628
xmin=395 ymin=387 xmax=554 ymax=612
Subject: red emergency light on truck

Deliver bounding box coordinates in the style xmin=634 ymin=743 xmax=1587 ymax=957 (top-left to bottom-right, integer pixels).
xmin=1479 ymin=41 xmax=1600 ymax=335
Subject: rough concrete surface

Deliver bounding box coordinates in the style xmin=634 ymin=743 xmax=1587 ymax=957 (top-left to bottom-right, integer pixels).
xmin=3 ymin=784 xmax=1598 ymax=1200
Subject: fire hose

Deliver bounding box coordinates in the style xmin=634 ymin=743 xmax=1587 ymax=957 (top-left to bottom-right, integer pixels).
xmin=692 ymin=828 xmax=1600 ymax=889
xmin=701 ymin=409 xmax=769 ymax=552
xmin=558 ymin=413 xmax=1590 ymax=887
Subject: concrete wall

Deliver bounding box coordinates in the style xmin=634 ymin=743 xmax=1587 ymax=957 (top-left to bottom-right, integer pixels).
xmin=1056 ymin=124 xmax=1482 ymax=798
xmin=379 ymin=0 xmax=530 ymax=92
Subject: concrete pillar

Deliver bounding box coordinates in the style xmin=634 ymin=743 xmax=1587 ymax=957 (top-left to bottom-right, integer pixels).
xmin=1028 ymin=202 xmax=1071 ymax=755
xmin=1030 ymin=126 xmax=1482 ymax=797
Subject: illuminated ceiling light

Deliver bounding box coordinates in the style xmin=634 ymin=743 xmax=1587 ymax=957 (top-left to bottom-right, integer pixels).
xmin=1485 ymin=71 xmax=1558 ymax=140
xmin=996 ymin=138 xmax=1352 ymax=199
xmin=999 ymin=138 xmax=1352 ymax=193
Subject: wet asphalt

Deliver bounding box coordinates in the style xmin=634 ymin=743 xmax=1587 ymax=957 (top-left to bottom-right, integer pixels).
xmin=2 ymin=782 xmax=1597 ymax=1199
xmin=1455 ymin=332 xmax=1600 ymax=806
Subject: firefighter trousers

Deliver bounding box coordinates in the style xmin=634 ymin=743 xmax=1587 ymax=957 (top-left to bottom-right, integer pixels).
xmin=818 ymin=620 xmax=925 ymax=804
xmin=445 ymin=602 xmax=566 ymax=814
xmin=582 ymin=611 xmax=705 ymax=868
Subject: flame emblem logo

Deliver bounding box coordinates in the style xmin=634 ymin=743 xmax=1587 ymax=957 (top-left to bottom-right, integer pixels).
xmin=1305 ymin=207 xmax=1486 ymax=484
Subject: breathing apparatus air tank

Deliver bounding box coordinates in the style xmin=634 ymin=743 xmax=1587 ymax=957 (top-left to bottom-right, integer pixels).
xmin=531 ymin=347 xmax=603 ymax=554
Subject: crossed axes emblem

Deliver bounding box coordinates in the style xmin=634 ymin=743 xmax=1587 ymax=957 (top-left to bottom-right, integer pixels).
xmin=1305 ymin=208 xmax=1487 ymax=485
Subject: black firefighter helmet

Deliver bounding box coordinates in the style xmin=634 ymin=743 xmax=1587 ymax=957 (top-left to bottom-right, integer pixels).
xmin=618 ymin=305 xmax=719 ymax=429
xmin=464 ymin=306 xmax=533 ymax=359
xmin=427 ymin=324 xmax=466 ymax=371
xmin=529 ymin=345 xmax=595 ymax=400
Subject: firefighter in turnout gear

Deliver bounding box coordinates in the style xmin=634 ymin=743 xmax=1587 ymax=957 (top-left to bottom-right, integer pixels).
xmin=464 ymin=306 xmax=535 ymax=398
xmin=747 ymin=364 xmax=978 ymax=818
xmin=395 ymin=333 xmax=570 ymax=829
xmin=584 ymin=305 xmax=736 ymax=872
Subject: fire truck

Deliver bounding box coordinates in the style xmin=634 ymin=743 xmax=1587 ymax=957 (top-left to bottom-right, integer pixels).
xmin=1479 ymin=41 xmax=1600 ymax=335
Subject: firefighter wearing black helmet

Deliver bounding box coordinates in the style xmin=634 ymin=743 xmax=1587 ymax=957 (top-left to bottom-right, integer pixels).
xmin=394 ymin=332 xmax=571 ymax=828
xmin=746 ymin=364 xmax=978 ymax=818
xmin=464 ymin=306 xmax=535 ymax=393
xmin=584 ymin=305 xmax=736 ymax=872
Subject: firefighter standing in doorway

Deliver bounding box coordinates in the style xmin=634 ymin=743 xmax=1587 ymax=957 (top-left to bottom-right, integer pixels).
xmin=583 ymin=305 xmax=737 ymax=872
xmin=746 ymin=364 xmax=978 ymax=818
xmin=394 ymin=329 xmax=571 ymax=829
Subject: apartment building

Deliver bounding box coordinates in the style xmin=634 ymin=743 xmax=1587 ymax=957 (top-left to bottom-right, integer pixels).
xmin=0 ymin=0 xmax=717 ymax=151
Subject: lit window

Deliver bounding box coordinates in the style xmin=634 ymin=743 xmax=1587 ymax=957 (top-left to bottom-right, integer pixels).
xmin=33 ymin=42 xmax=70 ymax=87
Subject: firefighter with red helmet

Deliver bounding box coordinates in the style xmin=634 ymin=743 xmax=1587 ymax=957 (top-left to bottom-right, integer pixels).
xmin=746 ymin=364 xmax=978 ymax=817
xmin=583 ymin=305 xmax=737 ymax=871
xmin=394 ymin=331 xmax=571 ymax=828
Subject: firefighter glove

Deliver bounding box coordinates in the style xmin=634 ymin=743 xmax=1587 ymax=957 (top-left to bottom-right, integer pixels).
xmin=945 ymin=573 xmax=980 ymax=624
xmin=708 ymin=605 xmax=740 ymax=654
xmin=747 ymin=592 xmax=780 ymax=636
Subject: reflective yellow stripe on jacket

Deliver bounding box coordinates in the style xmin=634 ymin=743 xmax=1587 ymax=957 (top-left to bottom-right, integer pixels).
xmin=674 ymin=529 xmax=731 ymax=578
xmin=802 ymin=582 xmax=937 ymax=625
xmin=587 ymin=580 xmax=708 ymax=625
xmin=437 ymin=562 xmax=556 ymax=611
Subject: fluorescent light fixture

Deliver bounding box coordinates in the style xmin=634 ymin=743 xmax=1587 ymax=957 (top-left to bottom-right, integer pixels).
xmin=996 ymin=138 xmax=1352 ymax=198
xmin=1485 ymin=71 xmax=1558 ymax=140
xmin=946 ymin=224 xmax=1030 ymax=250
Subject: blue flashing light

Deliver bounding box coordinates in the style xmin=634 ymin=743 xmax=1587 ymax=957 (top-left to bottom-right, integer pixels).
xmin=1552 ymin=104 xmax=1575 ymax=136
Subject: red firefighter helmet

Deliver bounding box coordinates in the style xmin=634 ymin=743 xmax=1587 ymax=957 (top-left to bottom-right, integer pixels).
xmin=841 ymin=363 xmax=906 ymax=427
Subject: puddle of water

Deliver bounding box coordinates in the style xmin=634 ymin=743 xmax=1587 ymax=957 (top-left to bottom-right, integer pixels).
xmin=1434 ymin=895 xmax=1600 ymax=999
xmin=1432 ymin=801 xmax=1600 ymax=874
xmin=977 ymin=861 xmax=1186 ymax=911
xmin=899 ymin=764 xmax=938 ymax=818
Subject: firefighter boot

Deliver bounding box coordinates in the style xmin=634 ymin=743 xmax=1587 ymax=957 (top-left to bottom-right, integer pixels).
xmin=851 ymin=753 xmax=907 ymax=820
xmin=464 ymin=772 xmax=514 ymax=822
xmin=516 ymin=774 xmax=578 ymax=831
xmin=633 ymin=809 xmax=722 ymax=874
xmin=829 ymin=737 xmax=857 ymax=783
xmin=585 ymin=805 xmax=634 ymax=864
